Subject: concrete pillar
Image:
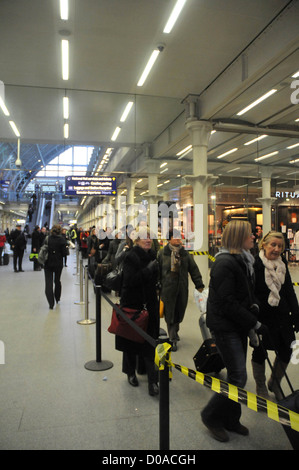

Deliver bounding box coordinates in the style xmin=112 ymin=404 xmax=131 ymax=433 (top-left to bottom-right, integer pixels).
xmin=256 ymin=166 xmax=276 ymax=234
xmin=184 ymin=119 xmax=217 ymax=286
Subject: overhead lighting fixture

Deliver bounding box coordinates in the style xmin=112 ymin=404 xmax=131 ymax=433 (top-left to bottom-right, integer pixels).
xmin=295 ymin=118 xmax=299 ymax=122
xmin=0 ymin=96 xmax=10 ymax=116
xmin=237 ymin=89 xmax=277 ymax=116
xmin=216 ymin=148 xmax=238 ymax=159
xmin=292 ymin=70 xmax=299 ymax=78
xmin=160 ymin=162 xmax=167 ymax=168
xmin=160 ymin=167 xmax=168 ymax=174
xmin=63 ymin=97 xmax=69 ymax=119
xmin=287 ymin=143 xmax=299 ymax=149
xmin=163 ymin=0 xmax=187 ymax=33
xmin=64 ymin=123 xmax=69 ymax=139
xmin=227 ymin=167 xmax=240 ymax=173
xmin=244 ymin=135 xmax=268 ymax=146
xmin=120 ymin=101 xmax=134 ymax=122
xmin=111 ymin=126 xmax=121 ymax=141
xmin=61 ymin=39 xmax=69 ymax=80
xmin=290 ymin=158 xmax=299 ymax=164
xmin=9 ymin=121 xmax=20 ymax=137
xmin=137 ymin=48 xmax=161 ymax=87
xmin=60 ymin=0 xmax=69 ymax=20
xmin=276 ymin=180 xmax=288 ymax=185
xmin=254 ymin=151 xmax=278 ymax=162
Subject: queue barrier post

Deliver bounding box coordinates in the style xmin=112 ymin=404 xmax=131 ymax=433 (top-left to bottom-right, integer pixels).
xmin=74 ymin=258 xmax=85 ymax=304
xmin=77 ymin=266 xmax=96 ymax=325
xmin=84 ymin=284 xmax=113 ymax=371
xmin=158 ymin=339 xmax=171 ymax=451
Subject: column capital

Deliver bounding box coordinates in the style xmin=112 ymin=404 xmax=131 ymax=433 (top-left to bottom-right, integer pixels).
xmin=185 ymin=120 xmax=213 ymax=147
xmin=184 ymin=174 xmax=218 ymax=186
xmin=256 ymin=197 xmax=277 ymax=204
xmin=144 ymin=158 xmax=160 ymax=173
xmin=259 ymin=166 xmax=274 ymax=178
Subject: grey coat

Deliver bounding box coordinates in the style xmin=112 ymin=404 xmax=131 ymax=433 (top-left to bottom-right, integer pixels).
xmin=158 ymin=244 xmax=204 ymax=324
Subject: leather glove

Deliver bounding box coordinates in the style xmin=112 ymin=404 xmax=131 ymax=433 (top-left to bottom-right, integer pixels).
xmin=147 ymin=259 xmax=159 ymax=273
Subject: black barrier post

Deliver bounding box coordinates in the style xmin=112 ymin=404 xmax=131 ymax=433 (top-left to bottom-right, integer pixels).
xmin=84 ymin=285 xmax=114 ymax=372
xmin=159 ymin=345 xmax=170 ymax=450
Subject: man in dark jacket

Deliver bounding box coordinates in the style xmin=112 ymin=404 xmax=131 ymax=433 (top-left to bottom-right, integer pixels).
xmin=10 ymin=224 xmax=27 ymax=272
xmin=158 ymin=229 xmax=204 ymax=350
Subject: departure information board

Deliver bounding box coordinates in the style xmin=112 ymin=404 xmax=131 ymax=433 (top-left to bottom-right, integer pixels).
xmin=65 ymin=176 xmax=117 ymax=196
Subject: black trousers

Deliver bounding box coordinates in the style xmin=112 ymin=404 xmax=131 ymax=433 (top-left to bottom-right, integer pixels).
xmin=13 ymin=248 xmax=24 ymax=271
xmin=44 ymin=266 xmax=63 ymax=308
xmin=122 ymin=351 xmax=158 ymax=385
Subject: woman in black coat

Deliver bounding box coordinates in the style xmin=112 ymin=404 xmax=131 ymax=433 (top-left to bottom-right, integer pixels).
xmin=116 ymin=227 xmax=160 ymax=396
xmin=201 ymin=220 xmax=262 ymax=443
xmin=252 ymin=231 xmax=299 ymax=400
xmin=44 ymin=224 xmax=68 ymax=310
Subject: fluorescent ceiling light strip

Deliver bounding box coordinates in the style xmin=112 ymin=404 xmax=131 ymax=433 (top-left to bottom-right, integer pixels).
xmin=9 ymin=121 xmax=20 ymax=137
xmin=160 ymin=162 xmax=167 ymax=168
xmin=61 ymin=39 xmax=69 ymax=80
xmin=290 ymin=158 xmax=299 ymax=164
xmin=287 ymin=143 xmax=299 ymax=149
xmin=276 ymin=181 xmax=288 ymax=184
xmin=177 ymin=144 xmax=192 ymax=156
xmin=292 ymin=70 xmax=299 ymax=78
xmin=137 ymin=49 xmax=160 ymax=87
xmin=64 ymin=123 xmax=69 ymax=139
xmin=227 ymin=167 xmax=240 ymax=173
xmin=160 ymin=167 xmax=168 ymax=174
xmin=254 ymin=151 xmax=278 ymax=162
xmin=60 ymin=0 xmax=69 ymax=20
xmin=244 ymin=135 xmax=268 ymax=146
xmin=0 ymin=96 xmax=10 ymax=116
xmin=163 ymin=0 xmax=187 ymax=33
xmin=217 ymin=148 xmax=238 ymax=159
xmin=120 ymin=101 xmax=134 ymax=122
xmin=237 ymin=89 xmax=277 ymax=116
xmin=63 ymin=97 xmax=69 ymax=119
xmin=111 ymin=126 xmax=121 ymax=141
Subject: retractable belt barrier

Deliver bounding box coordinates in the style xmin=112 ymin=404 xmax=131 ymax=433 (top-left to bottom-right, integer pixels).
xmin=155 ymin=342 xmax=299 ymax=434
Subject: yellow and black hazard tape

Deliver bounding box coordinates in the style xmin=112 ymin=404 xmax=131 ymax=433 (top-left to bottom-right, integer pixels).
xmin=155 ymin=342 xmax=299 ymax=433
xmin=189 ymin=251 xmax=216 ymax=262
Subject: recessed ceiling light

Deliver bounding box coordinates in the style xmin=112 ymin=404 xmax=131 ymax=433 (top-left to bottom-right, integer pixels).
xmin=0 ymin=96 xmax=10 ymax=116
xmin=120 ymin=101 xmax=134 ymax=122
xmin=137 ymin=49 xmax=161 ymax=87
xmin=163 ymin=0 xmax=187 ymax=33
xmin=216 ymin=148 xmax=238 ymax=159
xmin=254 ymin=151 xmax=278 ymax=162
xmin=287 ymin=143 xmax=299 ymax=149
xmin=60 ymin=0 xmax=69 ymax=20
xmin=9 ymin=121 xmax=20 ymax=137
xmin=244 ymin=135 xmax=268 ymax=146
xmin=237 ymin=89 xmax=277 ymax=116
xmin=61 ymin=39 xmax=69 ymax=80
xmin=111 ymin=126 xmax=121 ymax=141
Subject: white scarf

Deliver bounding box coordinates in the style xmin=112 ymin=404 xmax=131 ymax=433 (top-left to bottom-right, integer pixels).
xmin=259 ymin=250 xmax=286 ymax=307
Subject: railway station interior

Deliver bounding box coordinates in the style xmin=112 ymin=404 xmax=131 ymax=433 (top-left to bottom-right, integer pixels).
xmin=1 ymin=0 xmax=299 ymax=451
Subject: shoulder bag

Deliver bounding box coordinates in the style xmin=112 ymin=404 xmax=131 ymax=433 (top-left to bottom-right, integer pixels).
xmin=37 ymin=236 xmax=49 ymax=265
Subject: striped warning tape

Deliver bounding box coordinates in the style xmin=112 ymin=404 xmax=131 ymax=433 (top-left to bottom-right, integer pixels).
xmin=155 ymin=342 xmax=299 ymax=433
xmin=189 ymin=251 xmax=216 ymax=262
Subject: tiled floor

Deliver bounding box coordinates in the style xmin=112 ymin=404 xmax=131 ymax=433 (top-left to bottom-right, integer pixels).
xmin=0 ymin=248 xmax=297 ymax=450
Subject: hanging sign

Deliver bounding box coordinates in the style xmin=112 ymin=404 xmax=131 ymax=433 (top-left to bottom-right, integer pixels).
xmin=65 ymin=176 xmax=117 ymax=196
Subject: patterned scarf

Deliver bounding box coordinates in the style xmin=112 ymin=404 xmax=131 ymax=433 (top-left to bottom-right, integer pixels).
xmin=168 ymin=243 xmax=181 ymax=273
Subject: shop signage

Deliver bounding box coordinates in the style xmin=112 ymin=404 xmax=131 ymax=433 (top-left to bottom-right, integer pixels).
xmin=65 ymin=176 xmax=117 ymax=196
xmin=275 ymin=191 xmax=299 ymax=198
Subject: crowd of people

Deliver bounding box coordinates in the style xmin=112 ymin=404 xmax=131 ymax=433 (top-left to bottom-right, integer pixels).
xmin=1 ymin=219 xmax=299 ymax=445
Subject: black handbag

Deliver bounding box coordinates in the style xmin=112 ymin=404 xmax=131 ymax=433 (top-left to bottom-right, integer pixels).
xmin=104 ymin=266 xmax=123 ymax=291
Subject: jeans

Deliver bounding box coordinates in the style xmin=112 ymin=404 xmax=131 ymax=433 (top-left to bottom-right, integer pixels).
xmin=201 ymin=330 xmax=248 ymax=429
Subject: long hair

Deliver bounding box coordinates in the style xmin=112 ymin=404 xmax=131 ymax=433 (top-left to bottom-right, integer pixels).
xmin=221 ymin=220 xmax=252 ymax=254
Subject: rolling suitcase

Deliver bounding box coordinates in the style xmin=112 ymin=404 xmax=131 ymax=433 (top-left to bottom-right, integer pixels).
xmin=264 ymin=349 xmax=299 ymax=450
xmin=193 ymin=312 xmax=225 ymax=374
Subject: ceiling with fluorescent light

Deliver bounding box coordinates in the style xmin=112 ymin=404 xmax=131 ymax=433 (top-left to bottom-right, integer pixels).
xmin=0 ymin=0 xmax=299 ymax=196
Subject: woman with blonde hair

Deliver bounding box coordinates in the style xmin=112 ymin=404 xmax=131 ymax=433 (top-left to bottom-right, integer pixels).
xmin=252 ymin=231 xmax=299 ymax=400
xmin=201 ymin=220 xmax=264 ymax=442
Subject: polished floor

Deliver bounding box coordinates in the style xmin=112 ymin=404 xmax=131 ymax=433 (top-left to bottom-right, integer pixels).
xmin=0 ymin=247 xmax=298 ymax=450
